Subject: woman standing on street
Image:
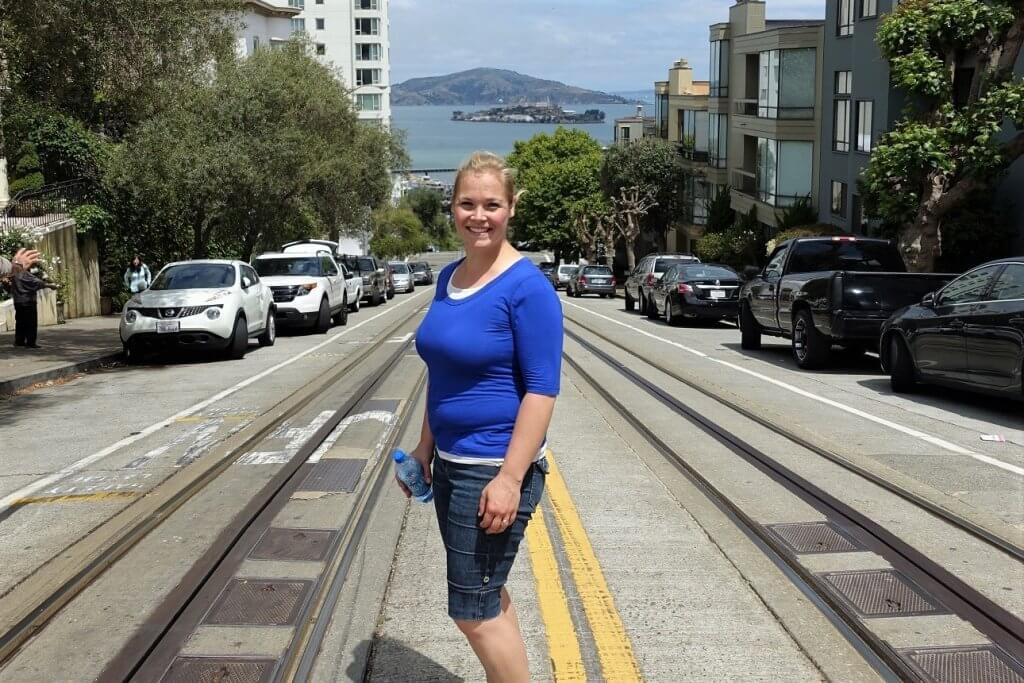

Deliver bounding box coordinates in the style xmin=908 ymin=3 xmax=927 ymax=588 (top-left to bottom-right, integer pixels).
xmin=123 ymin=254 xmax=152 ymax=295
xmin=402 ymin=151 xmax=563 ymax=682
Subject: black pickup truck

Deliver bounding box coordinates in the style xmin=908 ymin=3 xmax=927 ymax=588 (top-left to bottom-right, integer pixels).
xmin=739 ymin=237 xmax=953 ymax=369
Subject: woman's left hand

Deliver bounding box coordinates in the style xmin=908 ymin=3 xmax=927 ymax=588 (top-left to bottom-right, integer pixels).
xmin=478 ymin=471 xmax=521 ymax=535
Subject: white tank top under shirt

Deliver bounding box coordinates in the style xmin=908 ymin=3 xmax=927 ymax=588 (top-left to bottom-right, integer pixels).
xmin=438 ymin=270 xmax=546 ymax=466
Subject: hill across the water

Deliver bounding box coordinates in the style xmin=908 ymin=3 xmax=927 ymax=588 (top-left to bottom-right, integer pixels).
xmin=392 ymin=68 xmax=632 ymax=106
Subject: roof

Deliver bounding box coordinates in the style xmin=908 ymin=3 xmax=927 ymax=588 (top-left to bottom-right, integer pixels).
xmin=764 ymin=19 xmax=825 ymax=28
xmin=244 ymin=0 xmax=301 ymax=18
xmin=254 ymin=252 xmax=325 ymax=259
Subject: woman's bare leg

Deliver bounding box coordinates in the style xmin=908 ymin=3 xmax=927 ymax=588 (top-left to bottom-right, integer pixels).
xmin=455 ymin=588 xmax=529 ymax=683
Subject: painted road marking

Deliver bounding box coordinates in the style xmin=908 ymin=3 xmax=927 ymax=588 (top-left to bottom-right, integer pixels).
xmin=563 ymin=300 xmax=1024 ymax=477
xmin=11 ymin=491 xmax=139 ymax=506
xmin=236 ymin=410 xmax=396 ymax=465
xmin=525 ymin=506 xmax=587 ymax=682
xmin=385 ymin=332 xmax=414 ymax=344
xmin=545 ymin=452 xmax=643 ymax=682
xmin=0 ymin=289 xmax=434 ymax=516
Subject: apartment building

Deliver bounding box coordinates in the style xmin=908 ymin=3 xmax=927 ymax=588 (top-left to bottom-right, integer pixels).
xmin=237 ymin=0 xmax=391 ymax=124
xmin=613 ymin=106 xmax=656 ymax=145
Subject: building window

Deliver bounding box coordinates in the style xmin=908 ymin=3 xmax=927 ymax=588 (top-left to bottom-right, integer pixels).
xmin=856 ymin=100 xmax=874 ymax=152
xmin=288 ymin=0 xmax=305 ymax=7
xmin=316 ymin=43 xmax=326 ymax=55
xmin=316 ymin=18 xmax=325 ymax=30
xmin=356 ymin=68 xmax=381 ymax=86
xmin=709 ymin=40 xmax=730 ymax=98
xmin=833 ymin=100 xmax=851 ymax=152
xmin=708 ymin=113 xmax=728 ymax=168
xmin=860 ymin=0 xmax=877 ymax=18
xmin=316 ymin=0 xmax=323 ymax=4
xmin=758 ymin=49 xmax=816 ymax=119
xmin=356 ymin=93 xmax=382 ymax=111
xmin=355 ymin=17 xmax=380 ymax=35
xmin=620 ymin=126 xmax=631 ymax=142
xmin=831 ymin=181 xmax=847 ymax=217
xmin=355 ymin=43 xmax=382 ymax=61
xmin=355 ymin=0 xmax=379 ymax=8
xmin=252 ymin=36 xmax=260 ymax=52
xmin=290 ymin=18 xmax=306 ymax=32
xmin=656 ymin=93 xmax=669 ymax=139
xmin=838 ymin=0 xmax=854 ymax=36
xmin=756 ymin=138 xmax=813 ymax=207
xmin=680 ymin=109 xmax=709 ymax=157
xmin=835 ymin=71 xmax=852 ymax=96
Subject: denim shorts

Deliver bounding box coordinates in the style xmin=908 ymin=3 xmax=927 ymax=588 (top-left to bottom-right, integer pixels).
xmin=432 ymin=455 xmax=548 ymax=621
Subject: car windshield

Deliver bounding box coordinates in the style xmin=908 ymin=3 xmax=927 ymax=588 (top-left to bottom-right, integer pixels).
xmin=581 ymin=266 xmax=612 ymax=276
xmin=654 ymin=257 xmax=696 ymax=273
xmin=558 ymin=265 xmax=577 ymax=275
xmin=411 ymin=263 xmax=428 ymax=272
xmin=151 ymin=264 xmax=236 ymax=290
xmin=787 ymin=241 xmax=905 ymax=273
xmin=678 ymin=265 xmax=737 ymax=280
xmin=345 ymin=258 xmax=376 ymax=272
xmin=254 ymin=257 xmax=321 ymax=277
xmin=539 ymin=262 xmax=555 ymax=273
xmin=391 ymin=263 xmax=410 ymax=274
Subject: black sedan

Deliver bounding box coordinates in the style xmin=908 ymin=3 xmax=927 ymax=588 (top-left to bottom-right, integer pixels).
xmin=648 ymin=263 xmax=741 ymax=325
xmin=880 ymin=257 xmax=1023 ymax=399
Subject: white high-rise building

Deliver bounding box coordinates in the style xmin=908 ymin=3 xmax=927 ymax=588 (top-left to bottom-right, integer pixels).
xmin=287 ymin=0 xmax=391 ymax=125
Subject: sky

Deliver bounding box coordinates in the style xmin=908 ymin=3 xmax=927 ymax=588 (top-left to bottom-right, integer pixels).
xmin=390 ymin=0 xmax=825 ymax=93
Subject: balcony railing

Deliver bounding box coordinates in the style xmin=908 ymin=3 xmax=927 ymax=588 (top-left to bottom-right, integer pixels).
xmin=679 ymin=145 xmax=709 ymax=162
xmin=734 ymin=99 xmax=814 ymax=120
xmin=734 ymin=99 xmax=758 ymax=116
xmin=731 ymin=170 xmax=757 ymax=197
xmin=1 ymin=180 xmax=90 ymax=235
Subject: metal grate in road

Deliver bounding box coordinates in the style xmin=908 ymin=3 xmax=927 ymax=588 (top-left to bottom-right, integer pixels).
xmin=296 ymin=459 xmax=365 ymax=493
xmin=820 ymin=569 xmax=946 ymax=617
xmin=248 ymin=528 xmax=336 ymax=562
xmin=768 ymin=521 xmax=862 ymax=554
xmin=161 ymin=657 xmax=276 ymax=683
xmin=202 ymin=579 xmax=312 ymax=626
xmin=901 ymin=645 xmax=1024 ymax=683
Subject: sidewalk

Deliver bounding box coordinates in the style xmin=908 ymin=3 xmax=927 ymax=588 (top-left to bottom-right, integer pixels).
xmin=0 ymin=316 xmax=123 ymax=395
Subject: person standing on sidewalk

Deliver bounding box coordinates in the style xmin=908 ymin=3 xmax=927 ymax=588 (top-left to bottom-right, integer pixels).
xmin=401 ymin=151 xmax=563 ymax=683
xmin=123 ymin=255 xmax=152 ymax=295
xmin=9 ymin=263 xmax=58 ymax=348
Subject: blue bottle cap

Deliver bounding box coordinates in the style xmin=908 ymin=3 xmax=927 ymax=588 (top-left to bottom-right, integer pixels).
xmin=392 ymin=449 xmax=407 ymax=463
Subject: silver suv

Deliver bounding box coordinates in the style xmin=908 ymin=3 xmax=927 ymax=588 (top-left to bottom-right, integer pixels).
xmin=624 ymin=253 xmax=700 ymax=315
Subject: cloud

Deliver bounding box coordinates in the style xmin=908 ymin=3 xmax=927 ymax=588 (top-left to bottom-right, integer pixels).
xmin=390 ymin=0 xmax=825 ymax=91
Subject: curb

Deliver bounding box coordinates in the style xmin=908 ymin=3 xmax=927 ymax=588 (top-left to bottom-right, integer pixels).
xmin=0 ymin=350 xmax=124 ymax=396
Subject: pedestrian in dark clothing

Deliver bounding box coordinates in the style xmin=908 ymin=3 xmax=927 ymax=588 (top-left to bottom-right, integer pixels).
xmin=9 ymin=264 xmax=58 ymax=348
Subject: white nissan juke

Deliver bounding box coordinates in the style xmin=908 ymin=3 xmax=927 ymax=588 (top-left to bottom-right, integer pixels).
xmin=120 ymin=260 xmax=275 ymax=361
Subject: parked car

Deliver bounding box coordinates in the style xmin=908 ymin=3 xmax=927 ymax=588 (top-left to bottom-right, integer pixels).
xmin=411 ymin=261 xmax=434 ymax=285
xmin=624 ymin=253 xmax=701 ymax=314
xmin=567 ymin=265 xmax=616 ymax=298
xmin=553 ymin=264 xmax=579 ymax=289
xmin=538 ymin=261 xmax=556 ymax=285
xmin=340 ymin=255 xmax=388 ymax=306
xmin=389 ymin=261 xmax=416 ymax=293
xmin=120 ymin=260 xmax=274 ymax=361
xmin=739 ymin=237 xmax=954 ymax=369
xmin=648 ymin=263 xmax=741 ymax=325
xmin=385 ymin=263 xmax=396 ymax=299
xmin=880 ymin=257 xmax=1023 ymax=399
xmin=282 ymin=239 xmax=341 ymax=257
xmin=253 ymin=252 xmax=355 ymax=331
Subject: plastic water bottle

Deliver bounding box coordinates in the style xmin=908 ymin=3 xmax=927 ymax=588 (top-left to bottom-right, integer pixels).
xmin=393 ymin=449 xmax=433 ymax=503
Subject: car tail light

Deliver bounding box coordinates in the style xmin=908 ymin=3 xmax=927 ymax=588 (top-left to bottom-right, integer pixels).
xmin=831 ymin=236 xmax=857 ymax=241
xmin=677 ymin=283 xmax=693 ymax=295
xmin=646 ymin=273 xmax=655 ymax=287
xmin=611 ymin=277 xmax=616 ymax=286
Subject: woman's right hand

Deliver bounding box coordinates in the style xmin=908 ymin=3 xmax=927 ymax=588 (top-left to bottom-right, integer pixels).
xmin=395 ymin=442 xmax=434 ymax=498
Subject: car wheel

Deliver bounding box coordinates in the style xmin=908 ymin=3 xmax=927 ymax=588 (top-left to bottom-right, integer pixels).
xmin=258 ymin=311 xmax=276 ymax=347
xmin=739 ymin=303 xmax=762 ymax=350
xmin=350 ymin=294 xmax=361 ymax=313
xmin=371 ymin=287 xmax=383 ymax=306
xmin=123 ymin=341 xmax=140 ymax=364
xmin=227 ymin=316 xmax=248 ymax=360
xmin=315 ymin=297 xmax=331 ymax=333
xmin=333 ymin=296 xmax=349 ymax=326
xmin=386 ymin=287 xmax=395 ymax=300
xmin=889 ymin=335 xmax=917 ymax=393
xmin=625 ymin=290 xmax=635 ymax=311
xmin=646 ymin=295 xmax=660 ymax=320
xmin=665 ymin=301 xmax=680 ymax=327
xmin=792 ymin=309 xmax=831 ymax=369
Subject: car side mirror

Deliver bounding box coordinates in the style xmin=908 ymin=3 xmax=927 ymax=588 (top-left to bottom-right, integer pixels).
xmin=743 ymin=266 xmax=760 ymax=281
xmin=921 ymin=292 xmax=935 ymax=307
xmin=242 ymin=276 xmax=252 ymax=289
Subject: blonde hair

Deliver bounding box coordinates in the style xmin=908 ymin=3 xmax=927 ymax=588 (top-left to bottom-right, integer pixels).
xmin=453 ymin=151 xmax=519 ymax=203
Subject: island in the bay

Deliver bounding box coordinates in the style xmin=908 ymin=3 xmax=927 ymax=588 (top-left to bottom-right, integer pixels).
xmin=452 ymin=105 xmax=606 ymax=124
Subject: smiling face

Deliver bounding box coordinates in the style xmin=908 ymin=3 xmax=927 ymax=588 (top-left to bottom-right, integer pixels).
xmin=452 ymin=171 xmax=516 ymax=254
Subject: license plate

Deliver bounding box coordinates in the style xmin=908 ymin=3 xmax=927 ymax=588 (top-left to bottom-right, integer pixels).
xmin=710 ymin=290 xmax=726 ymax=299
xmin=591 ymin=278 xmax=608 ymax=284
xmin=156 ymin=320 xmax=180 ymax=334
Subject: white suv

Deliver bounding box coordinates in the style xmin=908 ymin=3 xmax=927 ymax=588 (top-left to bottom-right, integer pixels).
xmin=120 ymin=260 xmax=275 ymax=361
xmin=253 ymin=252 xmax=359 ymax=332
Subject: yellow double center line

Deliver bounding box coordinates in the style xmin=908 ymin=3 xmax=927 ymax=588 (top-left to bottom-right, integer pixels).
xmin=525 ymin=452 xmax=643 ymax=682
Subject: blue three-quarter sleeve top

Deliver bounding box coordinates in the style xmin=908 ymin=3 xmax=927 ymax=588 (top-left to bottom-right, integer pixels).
xmin=415 ymin=258 xmax=564 ymax=462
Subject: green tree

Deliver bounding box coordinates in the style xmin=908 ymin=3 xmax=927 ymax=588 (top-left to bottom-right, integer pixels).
xmin=600 ymin=138 xmax=689 ymax=253
xmin=370 ymin=207 xmax=429 ymax=258
xmin=506 ymin=128 xmax=603 ymax=261
xmin=861 ymin=0 xmax=1024 ymax=272
xmin=400 ymin=187 xmax=454 ymax=247
xmin=704 ymin=185 xmax=736 ymax=234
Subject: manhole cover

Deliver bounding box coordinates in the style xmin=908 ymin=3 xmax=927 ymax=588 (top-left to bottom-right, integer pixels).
xmin=820 ymin=569 xmax=946 ymax=617
xmin=249 ymin=528 xmax=336 ymax=562
xmin=902 ymin=645 xmax=1024 ymax=683
xmin=297 ymin=459 xmax=365 ymax=493
xmin=161 ymin=656 xmax=276 ymax=683
xmin=767 ymin=521 xmax=862 ymax=554
xmin=203 ymin=579 xmax=312 ymax=626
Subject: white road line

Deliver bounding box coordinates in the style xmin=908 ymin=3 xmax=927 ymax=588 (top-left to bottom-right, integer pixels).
xmin=0 ymin=290 xmax=433 ymax=512
xmin=385 ymin=332 xmax=414 ymax=344
xmin=562 ymin=300 xmax=1024 ymax=477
